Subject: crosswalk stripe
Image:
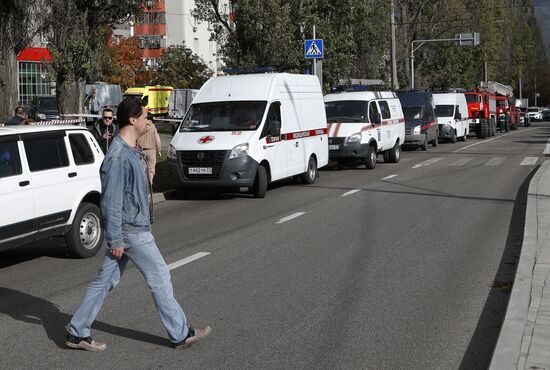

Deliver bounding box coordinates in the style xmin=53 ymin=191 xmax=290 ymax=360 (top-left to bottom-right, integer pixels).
xmin=450 ymin=158 xmax=475 ymax=166
xmin=484 ymin=157 xmax=505 ymax=166
xmin=544 ymin=139 xmax=550 ymax=155
xmin=412 ymin=158 xmax=444 ymax=168
xmin=520 ymin=157 xmax=538 ymax=166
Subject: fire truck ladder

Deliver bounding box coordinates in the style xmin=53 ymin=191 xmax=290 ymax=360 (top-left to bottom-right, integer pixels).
xmin=481 ymin=81 xmax=514 ymax=97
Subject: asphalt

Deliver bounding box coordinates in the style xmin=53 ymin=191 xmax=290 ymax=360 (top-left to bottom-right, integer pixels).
xmin=490 ymin=157 xmax=550 ymax=370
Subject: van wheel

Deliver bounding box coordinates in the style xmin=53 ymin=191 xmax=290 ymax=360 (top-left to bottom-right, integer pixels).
xmin=364 ymin=145 xmax=377 ymax=169
xmin=301 ymin=156 xmax=317 ymax=184
xmin=421 ymin=135 xmax=428 ymax=151
xmin=450 ymin=130 xmax=456 ymax=143
xmin=431 ymin=134 xmax=438 ymax=147
xmin=459 ymin=130 xmax=467 ymax=141
xmin=252 ymin=165 xmax=268 ymax=198
xmin=65 ymin=203 xmax=103 ymax=258
xmin=388 ymin=142 xmax=400 ymax=163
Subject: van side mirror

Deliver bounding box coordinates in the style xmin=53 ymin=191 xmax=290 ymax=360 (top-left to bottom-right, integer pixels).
xmin=372 ymin=113 xmax=381 ymax=125
xmin=455 ymin=112 xmax=462 ymax=120
xmin=271 ymin=120 xmax=281 ymax=137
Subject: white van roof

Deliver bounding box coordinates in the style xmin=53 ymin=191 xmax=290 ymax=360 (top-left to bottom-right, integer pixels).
xmin=324 ymin=91 xmax=397 ymax=102
xmin=433 ymin=92 xmax=464 ymax=105
xmin=193 ymin=73 xmax=322 ymax=103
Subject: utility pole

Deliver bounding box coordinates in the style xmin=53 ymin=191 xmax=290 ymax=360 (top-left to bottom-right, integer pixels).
xmin=391 ymin=0 xmax=398 ymax=90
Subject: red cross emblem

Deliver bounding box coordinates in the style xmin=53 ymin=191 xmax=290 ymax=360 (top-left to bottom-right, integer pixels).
xmin=198 ymin=135 xmax=214 ymax=144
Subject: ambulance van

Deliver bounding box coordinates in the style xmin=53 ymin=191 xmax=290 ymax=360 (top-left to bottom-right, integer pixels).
xmin=167 ymin=72 xmax=329 ymax=198
xmin=433 ymin=92 xmax=469 ymax=142
xmin=123 ymin=85 xmax=173 ymax=117
xmin=324 ymin=90 xmax=405 ymax=169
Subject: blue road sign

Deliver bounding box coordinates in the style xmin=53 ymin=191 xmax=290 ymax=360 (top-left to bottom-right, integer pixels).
xmin=305 ymin=39 xmax=324 ymax=59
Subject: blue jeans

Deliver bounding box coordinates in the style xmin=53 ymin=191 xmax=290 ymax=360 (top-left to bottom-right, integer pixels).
xmin=69 ymin=232 xmax=188 ymax=343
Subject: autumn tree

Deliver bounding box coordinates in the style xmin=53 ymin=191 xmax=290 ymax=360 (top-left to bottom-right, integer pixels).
xmin=99 ymin=37 xmax=146 ymax=90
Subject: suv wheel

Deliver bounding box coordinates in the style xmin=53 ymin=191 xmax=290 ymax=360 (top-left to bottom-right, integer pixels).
xmin=65 ymin=203 xmax=103 ymax=258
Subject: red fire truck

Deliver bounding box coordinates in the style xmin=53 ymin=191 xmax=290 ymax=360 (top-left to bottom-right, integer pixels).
xmin=465 ymin=87 xmax=497 ymax=139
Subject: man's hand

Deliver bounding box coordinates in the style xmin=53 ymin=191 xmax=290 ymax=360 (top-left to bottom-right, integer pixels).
xmin=110 ymin=247 xmax=125 ymax=259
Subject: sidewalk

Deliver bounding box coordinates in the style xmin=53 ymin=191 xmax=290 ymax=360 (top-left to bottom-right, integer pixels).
xmin=491 ymin=159 xmax=550 ymax=370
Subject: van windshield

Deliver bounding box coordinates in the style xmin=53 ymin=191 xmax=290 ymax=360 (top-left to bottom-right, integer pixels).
xmin=325 ymin=101 xmax=368 ymax=123
xmin=403 ymin=106 xmax=424 ymax=120
xmin=180 ymin=101 xmax=267 ymax=132
xmin=435 ymin=105 xmax=454 ymax=118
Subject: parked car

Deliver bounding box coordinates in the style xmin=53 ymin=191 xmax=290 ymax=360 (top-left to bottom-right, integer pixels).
xmin=324 ymin=89 xmax=405 ymax=168
xmin=433 ymin=92 xmax=469 ymax=143
xmin=28 ymin=95 xmax=60 ymax=121
xmin=397 ymin=91 xmax=438 ymax=150
xmin=0 ymin=125 xmax=104 ymax=257
xmin=542 ymin=107 xmax=550 ymax=121
xmin=167 ymin=72 xmax=328 ymax=198
xmin=528 ymin=107 xmax=543 ymax=121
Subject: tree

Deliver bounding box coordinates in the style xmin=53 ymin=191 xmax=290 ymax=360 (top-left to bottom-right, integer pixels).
xmin=0 ymin=0 xmax=43 ymax=120
xmin=99 ymin=37 xmax=146 ymax=90
xmin=152 ymin=45 xmax=211 ymax=88
xmin=44 ymin=0 xmax=144 ymax=115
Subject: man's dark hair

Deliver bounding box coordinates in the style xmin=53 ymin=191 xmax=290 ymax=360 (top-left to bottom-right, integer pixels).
xmin=14 ymin=106 xmax=25 ymax=115
xmin=116 ymin=98 xmax=144 ymax=128
xmin=102 ymin=108 xmax=113 ymax=115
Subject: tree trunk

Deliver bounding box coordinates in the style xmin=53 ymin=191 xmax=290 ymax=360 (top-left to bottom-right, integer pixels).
xmin=0 ymin=49 xmax=19 ymax=122
xmin=57 ymin=78 xmax=85 ymax=117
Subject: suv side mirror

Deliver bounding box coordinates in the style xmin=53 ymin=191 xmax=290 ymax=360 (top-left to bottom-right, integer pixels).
xmin=270 ymin=120 xmax=281 ymax=137
xmin=372 ymin=113 xmax=381 ymax=125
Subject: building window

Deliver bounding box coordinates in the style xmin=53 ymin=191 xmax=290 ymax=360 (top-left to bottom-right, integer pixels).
xmin=138 ymin=35 xmax=164 ymax=49
xmin=18 ymin=61 xmax=55 ymax=106
xmin=136 ymin=11 xmax=166 ymax=24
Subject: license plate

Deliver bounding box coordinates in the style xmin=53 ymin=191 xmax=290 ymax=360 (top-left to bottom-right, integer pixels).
xmin=188 ymin=167 xmax=212 ymax=174
xmin=329 ymin=144 xmax=340 ymax=150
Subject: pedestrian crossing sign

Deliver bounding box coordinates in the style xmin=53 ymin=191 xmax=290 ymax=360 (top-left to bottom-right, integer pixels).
xmin=305 ymin=39 xmax=324 ymax=59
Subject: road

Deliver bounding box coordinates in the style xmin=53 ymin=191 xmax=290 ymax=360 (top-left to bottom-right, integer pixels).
xmin=1 ymin=123 xmax=549 ymax=369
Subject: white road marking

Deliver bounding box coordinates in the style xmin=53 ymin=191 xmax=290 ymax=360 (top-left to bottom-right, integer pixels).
xmin=168 ymin=252 xmax=210 ymax=270
xmin=520 ymin=157 xmax=539 ymax=166
xmin=382 ymin=174 xmax=397 ymax=180
xmin=453 ymin=128 xmax=539 ymax=154
xmin=484 ymin=157 xmax=505 ymax=166
xmin=450 ymin=158 xmax=475 ymax=166
xmin=276 ymin=212 xmax=306 ymax=224
xmin=412 ymin=158 xmax=444 ymax=168
xmin=341 ymin=189 xmax=361 ymax=197
xmin=544 ymin=139 xmax=550 ymax=155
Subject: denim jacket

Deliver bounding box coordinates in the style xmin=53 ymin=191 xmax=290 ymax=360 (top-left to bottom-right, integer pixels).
xmin=100 ymin=135 xmax=150 ymax=248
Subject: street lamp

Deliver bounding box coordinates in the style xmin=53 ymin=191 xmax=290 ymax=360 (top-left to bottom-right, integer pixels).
xmin=410 ymin=33 xmax=480 ymax=89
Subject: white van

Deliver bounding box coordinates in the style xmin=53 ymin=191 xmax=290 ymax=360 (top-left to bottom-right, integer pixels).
xmin=324 ymin=90 xmax=405 ymax=168
xmin=167 ymin=72 xmax=329 ymax=198
xmin=433 ymin=93 xmax=469 ymax=142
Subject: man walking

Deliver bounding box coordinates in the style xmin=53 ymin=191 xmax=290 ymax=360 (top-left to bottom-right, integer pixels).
xmin=66 ymin=98 xmax=211 ymax=351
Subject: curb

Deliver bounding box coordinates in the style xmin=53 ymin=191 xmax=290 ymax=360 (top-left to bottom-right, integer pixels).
xmin=490 ymin=159 xmax=549 ymax=369
xmin=152 ymin=192 xmax=166 ymax=204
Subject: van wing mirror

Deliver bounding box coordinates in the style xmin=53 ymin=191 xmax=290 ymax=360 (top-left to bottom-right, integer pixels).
xmin=455 ymin=112 xmax=462 ymax=120
xmin=372 ymin=113 xmax=381 ymax=125
xmin=271 ymin=120 xmax=281 ymax=137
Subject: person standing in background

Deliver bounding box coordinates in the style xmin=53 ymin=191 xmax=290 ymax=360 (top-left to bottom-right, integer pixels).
xmin=137 ymin=118 xmax=162 ymax=185
xmin=93 ymin=108 xmax=118 ymax=153
xmin=5 ymin=107 xmax=27 ymax=125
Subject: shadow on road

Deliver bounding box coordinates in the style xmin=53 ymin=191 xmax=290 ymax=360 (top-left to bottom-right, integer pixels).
xmin=459 ymin=165 xmax=539 ymax=369
xmin=0 ymin=238 xmax=75 ymax=269
xmin=0 ymin=287 xmax=169 ymax=348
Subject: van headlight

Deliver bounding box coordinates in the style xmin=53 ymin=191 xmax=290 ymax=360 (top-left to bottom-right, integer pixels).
xmin=229 ymin=143 xmax=249 ymax=159
xmin=413 ymin=125 xmax=421 ymax=135
xmin=167 ymin=144 xmax=177 ymax=160
xmin=37 ymin=113 xmax=46 ymax=120
xmin=444 ymin=122 xmax=451 ymax=128
xmin=345 ymin=133 xmax=362 ymax=145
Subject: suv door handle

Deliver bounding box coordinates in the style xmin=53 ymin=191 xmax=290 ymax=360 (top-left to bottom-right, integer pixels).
xmin=68 ymin=172 xmax=77 ymax=178
xmin=19 ymin=180 xmax=30 ymax=187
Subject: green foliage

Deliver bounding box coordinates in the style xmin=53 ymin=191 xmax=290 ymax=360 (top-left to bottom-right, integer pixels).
xmin=152 ymin=45 xmax=211 ymax=89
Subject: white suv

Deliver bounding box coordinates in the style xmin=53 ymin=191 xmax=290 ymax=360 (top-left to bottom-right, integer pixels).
xmin=0 ymin=125 xmax=104 ymax=257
